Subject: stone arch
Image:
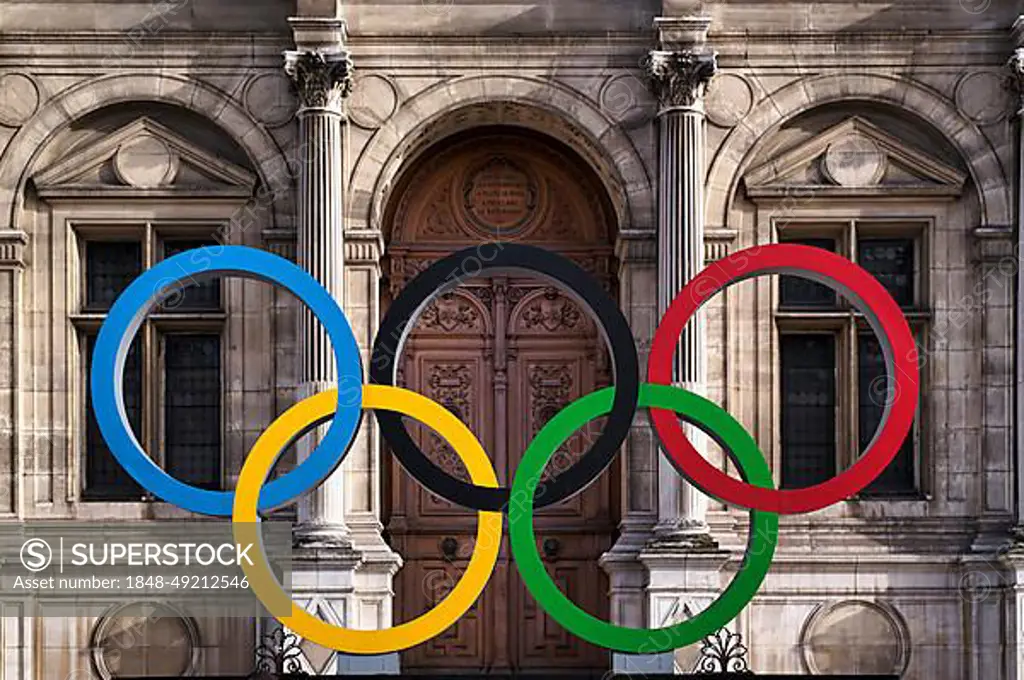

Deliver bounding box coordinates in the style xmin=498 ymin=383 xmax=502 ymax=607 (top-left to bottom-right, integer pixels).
xmin=0 ymin=72 xmax=292 ymax=230
xmin=707 ymin=72 xmax=1010 ymax=229
xmin=348 ymin=75 xmax=654 ymax=234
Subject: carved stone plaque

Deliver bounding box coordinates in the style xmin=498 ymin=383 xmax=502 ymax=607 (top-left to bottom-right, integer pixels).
xmin=823 ymin=135 xmax=885 ymax=187
xmin=114 ymin=134 xmax=180 ymax=188
xmin=462 ymin=156 xmax=538 ymax=236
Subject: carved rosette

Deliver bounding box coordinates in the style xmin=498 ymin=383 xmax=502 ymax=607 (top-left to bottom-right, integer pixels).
xmin=284 ymin=49 xmax=354 ymax=114
xmin=645 ymin=50 xmax=718 ymax=112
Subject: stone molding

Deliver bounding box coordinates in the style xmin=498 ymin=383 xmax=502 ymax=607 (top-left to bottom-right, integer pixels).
xmin=0 ymin=72 xmax=293 ymax=233
xmin=973 ymin=225 xmax=1016 ymax=263
xmin=705 ymin=72 xmax=1012 ymax=231
xmin=615 ymin=229 xmax=657 ymax=264
xmin=344 ymin=229 xmax=385 ymax=264
xmin=348 ymin=84 xmax=653 ymax=234
xmin=704 ymin=228 xmax=738 ymax=264
xmin=0 ymin=230 xmax=28 ymax=268
xmin=284 ymin=49 xmax=354 ymax=114
xmin=289 ymin=15 xmax=347 ymax=52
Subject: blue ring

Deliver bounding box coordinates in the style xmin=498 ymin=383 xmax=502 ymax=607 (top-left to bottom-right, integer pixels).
xmin=90 ymin=246 xmax=363 ymax=516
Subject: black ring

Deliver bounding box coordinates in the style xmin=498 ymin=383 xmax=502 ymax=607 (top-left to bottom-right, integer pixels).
xmin=370 ymin=243 xmax=640 ymax=512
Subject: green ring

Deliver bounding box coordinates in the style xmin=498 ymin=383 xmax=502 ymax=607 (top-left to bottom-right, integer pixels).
xmin=508 ymin=383 xmax=779 ymax=654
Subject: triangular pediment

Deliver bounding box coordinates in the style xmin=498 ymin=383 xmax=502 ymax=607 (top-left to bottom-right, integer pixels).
xmin=33 ymin=117 xmax=257 ymax=198
xmin=743 ymin=117 xmax=967 ymax=198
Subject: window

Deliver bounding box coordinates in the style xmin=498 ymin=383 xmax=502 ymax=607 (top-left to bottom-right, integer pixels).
xmin=75 ymin=226 xmax=224 ymax=501
xmin=777 ymin=222 xmax=924 ymax=497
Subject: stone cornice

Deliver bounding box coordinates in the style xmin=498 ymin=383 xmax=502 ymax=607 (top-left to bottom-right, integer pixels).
xmin=0 ymin=230 xmax=28 ymax=268
xmin=704 ymin=228 xmax=738 ymax=264
xmin=344 ymin=230 xmax=385 ymax=264
xmin=284 ymin=48 xmax=354 ymax=114
xmin=973 ymin=225 xmax=1016 ymax=263
xmin=615 ymin=229 xmax=657 ymax=264
xmin=261 ymin=229 xmax=296 ymax=263
xmin=289 ymin=16 xmax=347 ymax=52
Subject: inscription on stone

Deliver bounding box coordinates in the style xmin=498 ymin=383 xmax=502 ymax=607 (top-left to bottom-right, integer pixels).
xmin=463 ymin=157 xmax=537 ymax=235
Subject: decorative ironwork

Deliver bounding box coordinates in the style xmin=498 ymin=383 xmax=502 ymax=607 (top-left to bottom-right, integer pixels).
xmin=251 ymin=628 xmax=308 ymax=677
xmin=695 ymin=628 xmax=752 ymax=674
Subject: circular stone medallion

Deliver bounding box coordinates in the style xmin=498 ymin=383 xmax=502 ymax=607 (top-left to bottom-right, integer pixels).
xmin=349 ymin=74 xmax=399 ymax=129
xmin=823 ymin=135 xmax=885 ymax=187
xmin=245 ymin=72 xmax=298 ymax=128
xmin=955 ymin=70 xmax=1014 ymax=126
xmin=114 ymin=134 xmax=180 ymax=189
xmin=706 ymin=73 xmax=753 ymax=128
xmin=802 ymin=600 xmax=909 ymax=675
xmin=461 ymin=156 xmax=540 ymax=237
xmin=0 ymin=73 xmax=40 ymax=127
xmin=91 ymin=602 xmax=198 ymax=679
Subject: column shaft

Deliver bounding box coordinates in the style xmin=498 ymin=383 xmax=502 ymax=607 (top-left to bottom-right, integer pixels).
xmin=285 ymin=48 xmax=354 ymax=545
xmin=646 ymin=30 xmax=716 ymax=540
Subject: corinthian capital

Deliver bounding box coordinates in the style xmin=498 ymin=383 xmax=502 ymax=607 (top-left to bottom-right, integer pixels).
xmin=1010 ymin=17 xmax=1024 ymax=116
xmin=648 ymin=15 xmax=717 ymax=112
xmin=646 ymin=49 xmax=717 ymax=111
xmin=284 ymin=49 xmax=354 ymax=114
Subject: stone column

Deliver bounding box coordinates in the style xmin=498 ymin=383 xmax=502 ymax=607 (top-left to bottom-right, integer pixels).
xmin=285 ymin=44 xmax=355 ymax=547
xmin=645 ymin=16 xmax=717 ymax=545
xmin=1010 ymin=19 xmax=1024 ymax=542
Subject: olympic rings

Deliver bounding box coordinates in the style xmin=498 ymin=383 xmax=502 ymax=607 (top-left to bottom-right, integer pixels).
xmin=369 ymin=243 xmax=640 ymax=512
xmin=233 ymin=385 xmax=501 ymax=654
xmin=90 ymin=246 xmax=364 ymax=516
xmin=89 ymin=240 xmax=922 ymax=655
xmin=509 ymin=383 xmax=777 ymax=653
xmin=648 ymin=243 xmax=920 ymax=514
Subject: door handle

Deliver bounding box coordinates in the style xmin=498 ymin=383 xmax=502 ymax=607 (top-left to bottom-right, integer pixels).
xmin=441 ymin=537 xmax=459 ymax=559
xmin=542 ymin=537 xmax=560 ymax=560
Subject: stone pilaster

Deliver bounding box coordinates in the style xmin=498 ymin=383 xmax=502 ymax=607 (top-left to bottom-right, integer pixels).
xmin=343 ymin=230 xmax=402 ymax=652
xmin=1009 ymin=19 xmax=1024 ymax=542
xmin=600 ymin=230 xmax=662 ymax=673
xmin=1005 ymin=18 xmax=1024 ymax=680
xmin=645 ymin=15 xmax=717 ymax=547
xmin=285 ymin=44 xmax=355 ymax=548
xmin=0 ymin=231 xmax=25 ymax=519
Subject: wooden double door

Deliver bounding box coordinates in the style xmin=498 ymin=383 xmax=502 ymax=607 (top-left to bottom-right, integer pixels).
xmin=386 ymin=277 xmax=618 ymax=674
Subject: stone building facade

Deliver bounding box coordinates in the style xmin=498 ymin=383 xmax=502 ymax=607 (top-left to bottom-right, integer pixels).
xmin=0 ymin=0 xmax=1022 ymax=677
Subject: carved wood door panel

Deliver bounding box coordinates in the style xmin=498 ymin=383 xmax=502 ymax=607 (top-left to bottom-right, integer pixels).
xmin=383 ymin=129 xmax=618 ymax=675
xmin=506 ymin=285 xmax=614 ymax=672
xmin=388 ymin=282 xmax=615 ymax=674
xmin=390 ymin=288 xmax=498 ymax=672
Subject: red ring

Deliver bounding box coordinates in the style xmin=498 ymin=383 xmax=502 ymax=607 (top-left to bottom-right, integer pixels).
xmin=648 ymin=244 xmax=919 ymax=514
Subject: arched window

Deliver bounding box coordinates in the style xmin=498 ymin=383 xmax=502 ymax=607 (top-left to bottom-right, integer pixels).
xmin=742 ymin=114 xmax=968 ymax=498
xmin=32 ymin=114 xmax=257 ymax=501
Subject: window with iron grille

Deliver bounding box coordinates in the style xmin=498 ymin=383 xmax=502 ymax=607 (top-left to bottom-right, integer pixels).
xmin=75 ymin=227 xmax=224 ymax=501
xmin=777 ymin=223 xmax=924 ymax=497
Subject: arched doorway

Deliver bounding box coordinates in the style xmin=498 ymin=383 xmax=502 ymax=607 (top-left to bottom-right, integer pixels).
xmin=382 ymin=127 xmax=620 ymax=674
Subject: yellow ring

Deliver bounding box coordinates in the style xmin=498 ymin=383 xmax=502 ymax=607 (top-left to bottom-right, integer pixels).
xmin=232 ymin=384 xmax=502 ymax=654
